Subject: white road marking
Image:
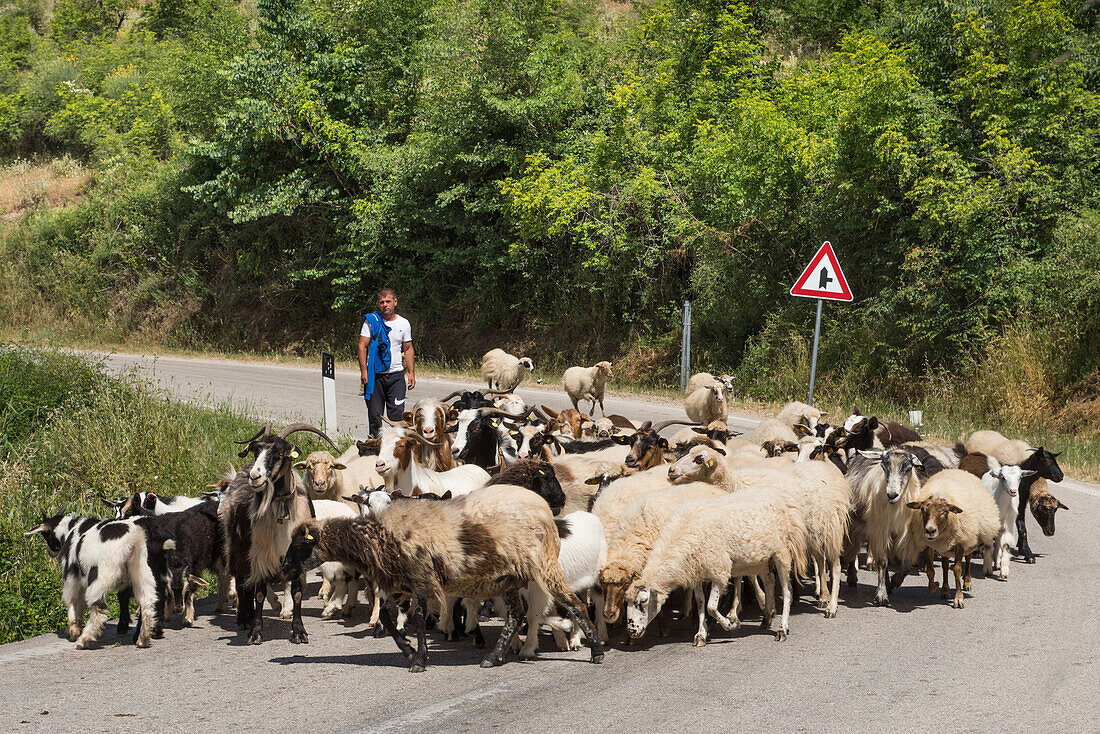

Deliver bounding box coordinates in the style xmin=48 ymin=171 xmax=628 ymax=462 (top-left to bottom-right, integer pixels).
xmin=358 ymin=684 xmax=510 ymax=734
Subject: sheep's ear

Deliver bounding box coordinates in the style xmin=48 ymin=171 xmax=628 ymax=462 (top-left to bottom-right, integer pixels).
xmin=866 ymin=417 xmax=879 ymax=430
xmin=294 ymin=461 xmax=307 ymax=470
xmin=333 ymin=463 xmax=347 ymax=471
xmin=858 ymin=450 xmax=884 ymax=459
xmin=658 ymin=438 xmax=669 ymax=449
xmin=910 ymin=456 xmax=924 ymax=468
xmin=1057 ymin=501 xmax=1069 ymax=510
xmin=402 ymin=411 xmax=413 ymax=424
xmin=440 ymin=490 xmax=452 ymax=500
xmin=584 ymin=476 xmax=603 ymax=485
xmin=691 ymin=426 xmax=707 ymax=434
xmin=948 ymin=504 xmax=963 ymax=514
xmin=819 ymin=412 xmax=828 ymax=417
xmin=852 ymin=406 xmax=862 ymax=415
xmin=188 ymin=574 xmax=211 ymax=588
xmin=612 ymin=434 xmax=632 ymax=445
xmin=24 ymin=524 xmax=48 ymax=536
xmin=344 ymin=495 xmax=364 ymax=505
xmin=905 ymin=502 xmax=922 ymax=510
xmin=794 ymin=423 xmax=812 ymax=436
xmin=447 ymin=408 xmax=459 ymax=421
xmin=288 ymin=449 xmax=300 ymax=459
xmin=713 ymin=446 xmax=726 ymax=456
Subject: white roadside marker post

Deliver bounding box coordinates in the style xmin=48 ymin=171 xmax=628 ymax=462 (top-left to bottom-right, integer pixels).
xmin=322 ymin=351 xmax=337 ymax=435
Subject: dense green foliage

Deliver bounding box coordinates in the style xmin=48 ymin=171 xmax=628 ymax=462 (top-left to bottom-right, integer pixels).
xmin=0 ymin=347 xmax=257 ymax=643
xmin=1 ymin=0 xmax=1099 ymax=428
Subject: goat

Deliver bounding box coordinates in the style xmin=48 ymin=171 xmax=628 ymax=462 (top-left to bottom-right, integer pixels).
xmin=222 ymin=422 xmax=338 ymax=644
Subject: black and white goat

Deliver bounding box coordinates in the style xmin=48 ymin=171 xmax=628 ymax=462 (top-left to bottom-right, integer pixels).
xmin=25 ymin=512 xmax=172 ymax=648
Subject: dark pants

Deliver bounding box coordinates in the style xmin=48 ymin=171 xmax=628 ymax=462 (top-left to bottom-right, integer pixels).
xmin=368 ymin=371 xmax=407 ymax=437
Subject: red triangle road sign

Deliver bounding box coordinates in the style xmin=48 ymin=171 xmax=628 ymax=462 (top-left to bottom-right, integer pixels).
xmin=790 ymin=241 xmax=853 ymax=302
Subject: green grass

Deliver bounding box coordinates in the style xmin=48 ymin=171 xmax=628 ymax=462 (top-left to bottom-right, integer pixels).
xmin=0 ymin=345 xmax=284 ymax=644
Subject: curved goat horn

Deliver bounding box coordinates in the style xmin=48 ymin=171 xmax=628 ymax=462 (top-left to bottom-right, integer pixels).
xmin=478 ymin=407 xmax=521 ymax=420
xmin=638 ymin=421 xmax=653 ymax=432
xmin=274 ymin=423 xmax=339 ymax=452
xmin=404 ymin=431 xmax=443 ymax=447
xmin=483 ymin=389 xmax=515 ymax=396
xmin=652 ymin=419 xmax=695 ymax=433
xmin=381 ymin=415 xmax=408 ymax=428
xmin=439 ymin=389 xmax=466 ymax=403
xmin=234 ymin=423 xmax=272 ymax=445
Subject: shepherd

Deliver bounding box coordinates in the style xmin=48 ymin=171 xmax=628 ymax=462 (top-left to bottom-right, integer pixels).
xmin=358 ymin=287 xmax=415 ymax=437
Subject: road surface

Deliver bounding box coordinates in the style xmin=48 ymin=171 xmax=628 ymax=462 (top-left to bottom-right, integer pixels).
xmin=2 ymin=352 xmax=1097 ymax=733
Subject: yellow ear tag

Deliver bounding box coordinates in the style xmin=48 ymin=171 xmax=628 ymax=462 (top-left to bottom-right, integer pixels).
xmin=289 ymin=450 xmax=299 ymax=459
xmin=707 ymin=459 xmax=715 ymax=467
xmin=538 ymin=469 xmax=546 ymax=475
xmin=631 ymin=572 xmax=640 ymax=580
xmin=304 ymin=532 xmax=314 ymax=541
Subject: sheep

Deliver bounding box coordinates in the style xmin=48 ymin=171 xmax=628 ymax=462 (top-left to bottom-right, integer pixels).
xmin=520 ymin=511 xmax=609 ymax=658
xmin=222 ymin=422 xmax=339 ymax=644
xmin=310 ymin=500 xmax=362 ymax=619
xmin=685 ymin=372 xmax=733 ymax=396
xmin=280 ymin=484 xmax=605 ymax=672
xmin=979 ymin=462 xmax=1035 ymax=580
xmin=598 ymin=482 xmax=726 ymax=626
xmin=481 ymin=348 xmax=535 ymax=392
xmin=750 ymin=418 xmax=799 ymax=446
xmin=295 ymin=451 xmax=382 ymax=510
xmin=964 ymin=431 xmax=1065 ymax=563
xmin=777 ymin=401 xmax=826 ymax=431
xmin=684 ymin=384 xmax=728 ymax=425
xmin=591 ymin=464 xmax=679 ymax=545
xmin=787 ymin=461 xmax=852 ymax=618
xmin=25 ymin=512 xmax=169 ymax=649
xmin=1028 ymin=480 xmax=1068 ymax=538
xmin=563 ymin=361 xmax=614 ymax=417
xmin=904 ymin=469 xmax=1001 ymax=608
xmin=625 ymin=485 xmax=809 ymax=645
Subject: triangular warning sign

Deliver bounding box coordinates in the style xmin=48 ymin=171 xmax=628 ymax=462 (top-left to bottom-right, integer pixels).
xmin=790 ymin=241 xmax=853 ymax=302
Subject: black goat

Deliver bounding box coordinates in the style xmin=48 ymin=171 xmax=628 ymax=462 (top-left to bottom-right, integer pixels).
xmin=486 ymin=459 xmax=566 ymax=514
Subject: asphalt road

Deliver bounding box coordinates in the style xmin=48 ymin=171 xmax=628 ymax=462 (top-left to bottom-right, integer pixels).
xmin=2 ymin=352 xmax=1098 ymax=733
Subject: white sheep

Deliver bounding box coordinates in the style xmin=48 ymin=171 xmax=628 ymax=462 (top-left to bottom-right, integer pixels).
xmin=685 ymin=372 xmax=734 ymax=396
xmin=625 ymin=485 xmax=809 ymax=645
xmin=980 ymin=462 xmax=1035 ymax=580
xmin=684 ymin=384 xmax=728 ymax=425
xmin=563 ymin=361 xmax=614 ymax=417
xmin=965 ymin=430 xmax=1032 ymax=465
xmin=905 ymin=469 xmax=1001 ymax=608
xmin=311 ymin=500 xmax=362 ymax=619
xmin=520 ymin=511 xmax=609 ymax=658
xmin=749 ymin=417 xmax=799 ymax=446
xmin=590 ymin=464 xmax=676 ymax=545
xmin=776 ymin=401 xmax=826 ymax=430
xmin=481 ymin=348 xmax=535 ymax=392
xmin=295 ymin=451 xmax=383 ymax=509
xmin=787 ymin=460 xmax=853 ymax=618
xmin=597 ymin=482 xmax=725 ymax=626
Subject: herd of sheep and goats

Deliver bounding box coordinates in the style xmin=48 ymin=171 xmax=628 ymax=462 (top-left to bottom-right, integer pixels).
xmin=24 ymin=349 xmax=1069 ymax=672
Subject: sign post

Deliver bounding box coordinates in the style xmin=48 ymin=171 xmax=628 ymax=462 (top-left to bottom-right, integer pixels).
xmin=321 ymin=351 xmax=337 ymax=434
xmin=680 ymin=300 xmax=692 ymax=393
xmin=789 ymin=241 xmax=852 ymax=406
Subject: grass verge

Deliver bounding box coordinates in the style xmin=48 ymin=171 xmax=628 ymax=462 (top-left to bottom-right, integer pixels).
xmin=0 ymin=345 xmax=302 ymax=644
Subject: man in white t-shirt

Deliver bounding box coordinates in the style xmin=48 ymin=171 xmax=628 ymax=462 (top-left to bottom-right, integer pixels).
xmin=358 ymin=288 xmax=415 ymax=437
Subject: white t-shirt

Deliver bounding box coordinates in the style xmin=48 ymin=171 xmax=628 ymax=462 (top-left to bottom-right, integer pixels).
xmin=361 ymin=314 xmax=412 ymax=374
